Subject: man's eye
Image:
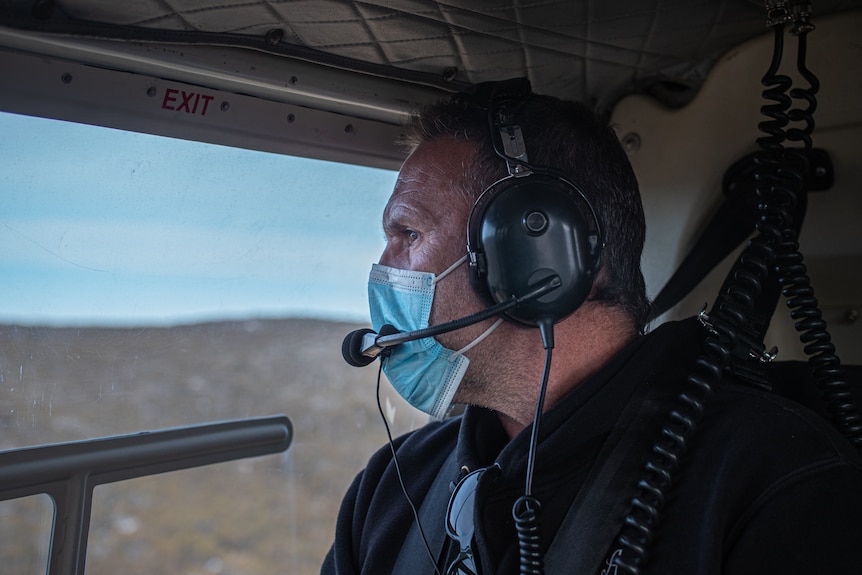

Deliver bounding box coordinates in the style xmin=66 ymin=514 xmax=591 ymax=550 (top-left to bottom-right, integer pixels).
xmin=406 ymin=230 xmax=419 ymax=242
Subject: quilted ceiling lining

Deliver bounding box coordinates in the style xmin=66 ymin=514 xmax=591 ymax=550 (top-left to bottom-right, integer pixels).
xmin=4 ymin=0 xmax=862 ymax=110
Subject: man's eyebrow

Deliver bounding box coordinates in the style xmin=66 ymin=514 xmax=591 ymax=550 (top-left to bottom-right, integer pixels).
xmin=381 ymin=205 xmax=413 ymax=236
xmin=382 ymin=196 xmax=441 ymax=230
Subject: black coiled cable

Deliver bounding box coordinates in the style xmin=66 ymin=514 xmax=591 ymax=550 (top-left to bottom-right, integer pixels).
xmin=609 ymin=323 xmax=730 ymax=574
xmin=773 ymin=29 xmax=862 ymax=449
xmin=513 ymin=495 xmax=543 ymax=575
xmin=778 ymin=244 xmax=862 ymax=448
xmin=609 ymin=20 xmax=823 ymax=573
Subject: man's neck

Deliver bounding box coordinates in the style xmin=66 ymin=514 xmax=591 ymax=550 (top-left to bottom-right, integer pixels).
xmin=496 ymin=305 xmax=637 ymax=440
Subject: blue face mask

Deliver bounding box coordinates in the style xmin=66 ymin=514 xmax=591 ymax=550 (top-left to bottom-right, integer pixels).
xmin=368 ymin=256 xmax=502 ymax=419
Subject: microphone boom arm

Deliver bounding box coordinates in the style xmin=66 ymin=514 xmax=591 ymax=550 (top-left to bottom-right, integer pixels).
xmin=359 ymin=274 xmax=562 ymax=360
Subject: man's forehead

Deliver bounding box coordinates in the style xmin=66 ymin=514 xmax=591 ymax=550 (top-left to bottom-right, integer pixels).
xmin=383 ymin=189 xmax=436 ymax=221
xmin=391 ymin=138 xmax=476 ymax=201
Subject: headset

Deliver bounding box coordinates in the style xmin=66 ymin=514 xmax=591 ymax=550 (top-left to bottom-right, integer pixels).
xmin=344 ymin=80 xmax=610 ymax=575
xmin=462 ymin=78 xmax=604 ymax=326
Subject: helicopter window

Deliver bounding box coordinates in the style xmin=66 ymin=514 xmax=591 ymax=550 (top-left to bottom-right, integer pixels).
xmin=0 ymin=494 xmax=53 ymax=574
xmin=0 ymin=110 xmax=425 ymax=574
xmin=87 ymin=463 xmax=300 ymax=575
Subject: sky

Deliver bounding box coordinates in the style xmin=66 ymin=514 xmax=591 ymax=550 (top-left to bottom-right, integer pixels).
xmin=0 ymin=112 xmax=397 ymax=327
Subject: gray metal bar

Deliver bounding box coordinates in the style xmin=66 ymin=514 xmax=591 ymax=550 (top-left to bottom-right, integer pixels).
xmin=0 ymin=415 xmax=293 ymax=575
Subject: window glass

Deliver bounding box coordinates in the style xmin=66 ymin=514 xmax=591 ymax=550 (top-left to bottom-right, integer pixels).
xmin=0 ymin=111 xmax=427 ymax=574
xmin=88 ymin=462 xmax=301 ymax=575
xmin=0 ymin=494 xmax=53 ymax=574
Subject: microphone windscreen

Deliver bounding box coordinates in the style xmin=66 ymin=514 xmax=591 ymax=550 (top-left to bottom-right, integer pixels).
xmin=342 ymin=328 xmax=377 ymax=367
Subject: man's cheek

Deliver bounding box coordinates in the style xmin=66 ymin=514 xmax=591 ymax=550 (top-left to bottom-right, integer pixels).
xmin=430 ymin=284 xmax=486 ymax=349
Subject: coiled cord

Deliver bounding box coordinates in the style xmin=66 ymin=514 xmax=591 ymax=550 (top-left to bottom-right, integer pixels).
xmin=778 ymin=244 xmax=862 ymax=448
xmin=610 ymin=22 xmax=810 ymax=573
xmin=774 ymin=29 xmax=862 ymax=449
xmin=513 ymin=495 xmax=543 ymax=575
xmin=610 ymin=327 xmax=729 ymax=574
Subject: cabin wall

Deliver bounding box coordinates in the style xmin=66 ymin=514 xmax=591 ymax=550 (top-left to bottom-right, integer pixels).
xmin=613 ymin=10 xmax=862 ymax=363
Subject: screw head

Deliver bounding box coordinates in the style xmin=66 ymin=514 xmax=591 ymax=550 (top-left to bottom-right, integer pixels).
xmin=265 ymin=28 xmax=284 ymax=46
xmin=621 ymin=132 xmax=641 ymax=153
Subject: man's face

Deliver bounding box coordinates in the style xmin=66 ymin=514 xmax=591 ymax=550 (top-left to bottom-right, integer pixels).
xmin=378 ymin=137 xmax=549 ymax=411
xmin=378 ymin=138 xmax=488 ymax=351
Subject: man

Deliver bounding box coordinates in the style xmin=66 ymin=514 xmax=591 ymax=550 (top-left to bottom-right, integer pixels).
xmin=323 ymin=79 xmax=862 ymax=574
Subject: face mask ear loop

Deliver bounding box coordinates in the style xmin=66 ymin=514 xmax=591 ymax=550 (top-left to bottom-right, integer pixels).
xmin=431 ymin=254 xmax=469 ymax=285
xmin=451 ymin=317 xmax=504 ymax=359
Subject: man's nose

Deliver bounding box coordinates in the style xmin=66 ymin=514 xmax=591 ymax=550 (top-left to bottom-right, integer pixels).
xmin=378 ymin=243 xmax=399 ymax=268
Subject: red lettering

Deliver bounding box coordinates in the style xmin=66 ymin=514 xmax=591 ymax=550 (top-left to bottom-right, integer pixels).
xmin=161 ymin=88 xmax=179 ymax=110
xmin=161 ymin=88 xmax=214 ymax=116
xmin=199 ymin=94 xmax=214 ymax=115
xmin=177 ymin=90 xmax=194 ymax=113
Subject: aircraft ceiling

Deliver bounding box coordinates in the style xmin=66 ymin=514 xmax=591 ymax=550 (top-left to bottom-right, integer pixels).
xmin=3 ymin=0 xmax=862 ymax=115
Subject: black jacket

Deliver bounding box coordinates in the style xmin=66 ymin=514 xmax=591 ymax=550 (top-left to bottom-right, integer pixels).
xmin=322 ymin=318 xmax=862 ymax=574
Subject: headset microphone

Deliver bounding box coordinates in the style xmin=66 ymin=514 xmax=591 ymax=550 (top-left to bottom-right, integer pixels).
xmin=341 ymin=324 xmax=398 ymax=368
xmin=341 ymin=274 xmax=562 ymax=367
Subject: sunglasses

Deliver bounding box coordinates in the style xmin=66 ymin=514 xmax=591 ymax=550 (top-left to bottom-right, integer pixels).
xmin=445 ymin=464 xmax=499 ymax=575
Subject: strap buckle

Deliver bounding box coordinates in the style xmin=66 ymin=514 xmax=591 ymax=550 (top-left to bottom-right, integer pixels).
xmin=698 ymin=306 xmax=778 ymax=363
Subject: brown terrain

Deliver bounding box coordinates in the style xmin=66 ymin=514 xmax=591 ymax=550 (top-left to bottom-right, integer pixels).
xmin=0 ymin=318 xmax=429 ymax=575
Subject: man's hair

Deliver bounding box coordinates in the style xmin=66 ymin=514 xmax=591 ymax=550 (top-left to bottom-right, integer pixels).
xmin=402 ymin=91 xmax=650 ymax=329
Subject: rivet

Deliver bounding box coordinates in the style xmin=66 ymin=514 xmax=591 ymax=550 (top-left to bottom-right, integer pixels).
xmin=220 ymin=101 xmax=230 ymax=112
xmin=621 ymin=132 xmax=641 ymax=153
xmin=265 ymin=28 xmax=284 ymax=46
xmin=61 ymin=73 xmax=72 ymax=84
xmin=146 ymin=87 xmax=157 ymax=97
xmin=344 ymin=124 xmax=354 ymax=134
xmin=287 ymin=114 xmax=296 ymax=123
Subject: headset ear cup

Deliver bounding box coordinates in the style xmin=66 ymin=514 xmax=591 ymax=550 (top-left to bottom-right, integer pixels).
xmin=467 ymin=173 xmax=602 ymax=326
